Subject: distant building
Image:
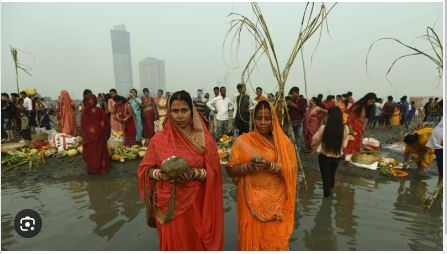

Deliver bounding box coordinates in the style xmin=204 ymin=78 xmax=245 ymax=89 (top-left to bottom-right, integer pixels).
xmin=110 ymin=24 xmax=133 ymax=96
xmin=139 ymin=57 xmax=166 ymax=95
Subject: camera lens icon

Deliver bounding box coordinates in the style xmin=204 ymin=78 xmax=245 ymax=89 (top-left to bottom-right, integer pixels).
xmin=14 ymin=209 xmax=42 ymax=238
xmin=20 ymin=216 xmax=36 ymax=231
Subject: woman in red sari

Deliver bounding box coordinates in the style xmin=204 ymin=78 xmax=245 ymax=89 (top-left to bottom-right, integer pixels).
xmin=141 ymin=88 xmax=158 ymax=143
xmin=81 ymin=94 xmax=111 ymax=174
xmin=57 ymin=90 xmax=77 ymax=136
xmin=303 ymin=97 xmax=327 ymax=152
xmin=137 ymin=90 xmax=223 ymax=251
xmin=344 ymin=93 xmax=377 ymax=161
xmin=113 ymin=96 xmax=137 ymax=146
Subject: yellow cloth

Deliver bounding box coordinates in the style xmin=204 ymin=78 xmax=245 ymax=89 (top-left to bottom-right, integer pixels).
xmin=405 ymin=127 xmax=434 ymax=169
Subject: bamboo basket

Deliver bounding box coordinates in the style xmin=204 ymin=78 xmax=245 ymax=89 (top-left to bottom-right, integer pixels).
xmin=352 ymin=151 xmax=382 ymax=165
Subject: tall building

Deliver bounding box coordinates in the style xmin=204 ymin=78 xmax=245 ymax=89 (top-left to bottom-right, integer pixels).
xmin=139 ymin=57 xmax=166 ymax=94
xmin=110 ymin=24 xmax=133 ymax=96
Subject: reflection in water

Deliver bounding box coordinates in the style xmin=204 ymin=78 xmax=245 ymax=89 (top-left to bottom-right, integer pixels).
xmin=86 ymin=176 xmax=141 ymax=240
xmin=393 ymin=178 xmax=443 ymax=251
xmin=334 ymin=183 xmax=357 ymax=250
xmin=1 ymin=169 xmax=443 ymax=251
xmin=303 ymin=198 xmax=337 ymax=250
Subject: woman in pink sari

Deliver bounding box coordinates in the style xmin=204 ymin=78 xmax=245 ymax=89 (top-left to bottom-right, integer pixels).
xmin=303 ymin=97 xmax=327 ymax=152
xmin=108 ymin=89 xmax=125 ymax=138
xmin=57 ymin=90 xmax=77 ymax=136
xmin=113 ymin=96 xmax=137 ymax=146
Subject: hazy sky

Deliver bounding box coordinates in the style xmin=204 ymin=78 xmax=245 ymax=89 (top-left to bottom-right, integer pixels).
xmin=1 ymin=2 xmax=444 ymax=100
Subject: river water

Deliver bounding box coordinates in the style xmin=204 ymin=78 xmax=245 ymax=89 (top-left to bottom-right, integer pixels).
xmin=1 ymin=163 xmax=442 ymax=251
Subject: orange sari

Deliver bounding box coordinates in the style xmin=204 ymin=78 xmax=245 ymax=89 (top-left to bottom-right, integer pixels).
xmin=226 ymin=100 xmax=298 ymax=251
xmin=57 ymin=90 xmax=77 ymax=136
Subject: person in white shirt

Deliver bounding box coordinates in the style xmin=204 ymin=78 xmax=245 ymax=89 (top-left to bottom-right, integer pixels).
xmin=20 ymin=91 xmax=33 ymax=112
xmin=206 ymin=86 xmax=234 ymax=140
xmin=426 ymin=102 xmax=443 ymax=184
xmin=372 ymin=98 xmax=383 ymax=129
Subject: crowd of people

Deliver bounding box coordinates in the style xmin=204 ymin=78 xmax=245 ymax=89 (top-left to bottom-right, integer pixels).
xmin=1 ymin=85 xmax=444 ymax=251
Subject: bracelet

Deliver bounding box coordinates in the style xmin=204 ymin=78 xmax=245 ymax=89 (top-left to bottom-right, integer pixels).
xmin=152 ymin=169 xmax=160 ymax=181
xmin=199 ymin=169 xmax=207 ymax=180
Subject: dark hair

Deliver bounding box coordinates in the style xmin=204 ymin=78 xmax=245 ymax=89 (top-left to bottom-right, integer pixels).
xmin=220 ymin=86 xmax=226 ymax=90
xmin=143 ymin=88 xmax=149 ymax=93
xmin=347 ymin=91 xmax=353 ymax=96
xmin=158 ymin=89 xmax=164 ymax=94
xmin=317 ymin=94 xmax=323 ymax=99
xmin=236 ymin=83 xmax=244 ymax=89
xmin=20 ymin=91 xmax=27 ymax=96
xmin=256 ymin=87 xmax=262 ymax=92
xmin=404 ymin=133 xmax=419 ymax=145
xmin=204 ymin=93 xmax=210 ymax=98
xmin=169 ymin=90 xmax=193 ymax=114
xmin=388 ymin=96 xmax=393 ymax=101
xmin=322 ymin=107 xmax=344 ymax=156
xmin=1 ymin=93 xmax=9 ymax=98
xmin=401 ymin=96 xmax=407 ymax=102
xmin=130 ymin=88 xmax=137 ymax=95
xmin=109 ymin=88 xmax=117 ymax=94
xmin=411 ymin=101 xmax=415 ymax=105
xmin=289 ymin=86 xmax=299 ymax=95
xmin=254 ymin=100 xmax=271 ymax=118
xmin=351 ymin=92 xmax=377 ymax=116
xmin=83 ymin=89 xmax=92 ymax=97
xmin=10 ymin=93 xmax=19 ymax=98
xmin=213 ymin=86 xmax=219 ymax=91
xmin=113 ymin=95 xmax=127 ymax=103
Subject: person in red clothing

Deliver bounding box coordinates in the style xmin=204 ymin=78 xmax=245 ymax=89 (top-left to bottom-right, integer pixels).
xmin=113 ymin=96 xmax=137 ymax=146
xmin=141 ymin=88 xmax=158 ymax=143
xmin=80 ymin=94 xmax=111 ymax=174
xmin=137 ymin=90 xmax=223 ymax=251
xmin=346 ymin=91 xmax=355 ymax=104
xmin=286 ymin=86 xmax=307 ymax=150
xmin=323 ymin=95 xmax=336 ymax=110
xmin=344 ymin=93 xmax=377 ymax=161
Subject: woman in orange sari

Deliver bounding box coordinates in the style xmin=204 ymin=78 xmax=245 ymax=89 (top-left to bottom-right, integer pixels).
xmin=81 ymin=94 xmax=111 ymax=174
xmin=303 ymin=97 xmax=328 ymax=152
xmin=57 ymin=90 xmax=77 ymax=136
xmin=226 ymin=100 xmax=298 ymax=250
xmin=137 ymin=90 xmax=223 ymax=251
xmin=344 ymin=93 xmax=377 ymax=160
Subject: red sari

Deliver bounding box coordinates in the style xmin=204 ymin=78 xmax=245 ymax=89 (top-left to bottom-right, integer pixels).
xmin=137 ymin=106 xmax=223 ymax=251
xmin=115 ymin=102 xmax=137 ymax=146
xmin=344 ymin=105 xmax=365 ymax=155
xmin=303 ymin=107 xmax=325 ymax=151
xmin=81 ymin=94 xmax=111 ymax=174
xmin=141 ymin=96 xmax=157 ymax=140
xmin=57 ymin=90 xmax=77 ymax=136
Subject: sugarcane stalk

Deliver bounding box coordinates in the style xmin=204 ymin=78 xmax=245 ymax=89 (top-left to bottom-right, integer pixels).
xmin=425 ymin=181 xmax=443 ymax=211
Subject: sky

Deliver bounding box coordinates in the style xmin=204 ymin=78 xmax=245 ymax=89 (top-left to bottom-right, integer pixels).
xmin=1 ymin=2 xmax=444 ymax=100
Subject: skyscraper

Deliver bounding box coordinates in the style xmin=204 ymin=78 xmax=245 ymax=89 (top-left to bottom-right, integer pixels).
xmin=110 ymin=24 xmax=133 ymax=96
xmin=139 ymin=57 xmax=166 ymax=94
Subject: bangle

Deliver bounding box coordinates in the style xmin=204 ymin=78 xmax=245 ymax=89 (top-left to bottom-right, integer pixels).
xmin=152 ymin=169 xmax=159 ymax=180
xmin=200 ymin=169 xmax=207 ymax=180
